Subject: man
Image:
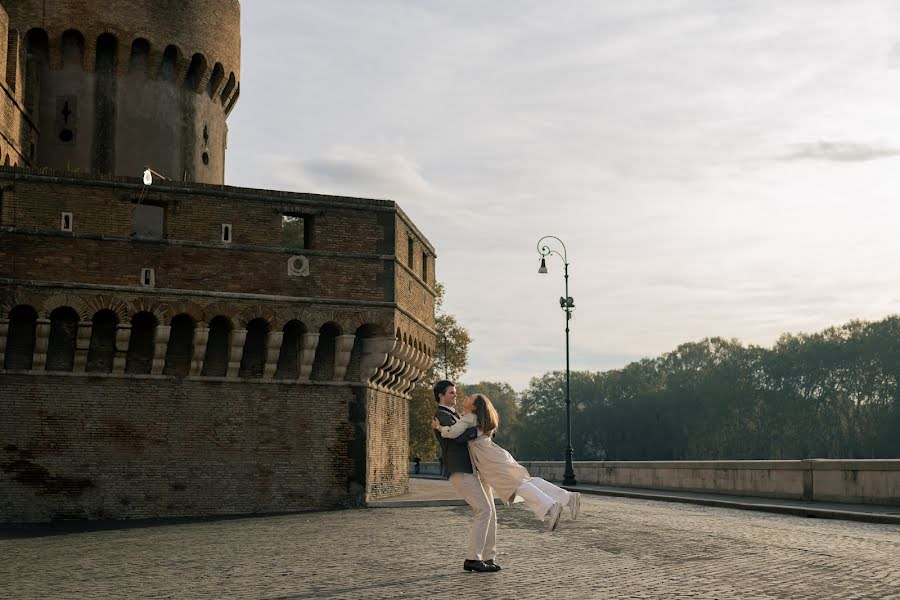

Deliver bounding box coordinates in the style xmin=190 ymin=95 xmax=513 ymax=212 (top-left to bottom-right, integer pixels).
xmin=433 ymin=380 xmax=500 ymax=573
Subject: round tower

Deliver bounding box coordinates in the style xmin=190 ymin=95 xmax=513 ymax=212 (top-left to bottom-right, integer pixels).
xmin=4 ymin=0 xmax=240 ymax=184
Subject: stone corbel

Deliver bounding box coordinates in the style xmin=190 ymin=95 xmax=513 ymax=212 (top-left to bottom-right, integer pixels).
xmin=359 ymin=337 xmax=397 ymax=387
xmin=333 ymin=334 xmax=357 ymax=381
xmin=0 ymin=318 xmax=9 ymax=367
xmin=375 ymin=347 xmax=403 ymax=390
xmin=72 ymin=321 xmax=93 ymax=372
xmin=225 ymin=329 xmax=247 ymax=379
xmin=31 ymin=319 xmax=51 ymax=371
xmin=388 ymin=342 xmax=416 ymax=394
xmin=112 ymin=324 xmax=132 ymax=374
xmin=297 ymin=333 xmax=320 ymax=381
xmin=189 ymin=325 xmax=209 ymax=376
xmin=150 ymin=325 xmax=172 ymax=375
xmin=263 ymin=330 xmax=285 ymax=379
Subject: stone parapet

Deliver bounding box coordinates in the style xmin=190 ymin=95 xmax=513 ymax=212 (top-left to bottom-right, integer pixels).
xmin=518 ymin=460 xmax=900 ymax=506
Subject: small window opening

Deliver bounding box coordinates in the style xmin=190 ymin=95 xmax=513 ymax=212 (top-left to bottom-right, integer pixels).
xmin=201 ymin=151 xmax=210 ymax=165
xmin=282 ymin=214 xmax=312 ymax=250
xmin=407 ymin=235 xmax=414 ymax=266
xmin=422 ymin=252 xmax=428 ymax=281
xmin=222 ymin=224 xmax=232 ymax=243
xmin=141 ymin=267 xmax=155 ymax=287
xmin=61 ymin=212 xmax=73 ymax=231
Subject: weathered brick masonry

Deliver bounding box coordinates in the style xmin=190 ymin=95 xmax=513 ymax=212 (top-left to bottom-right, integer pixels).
xmin=0 ymin=1 xmax=438 ymax=522
xmin=2 ymin=374 xmax=359 ymax=521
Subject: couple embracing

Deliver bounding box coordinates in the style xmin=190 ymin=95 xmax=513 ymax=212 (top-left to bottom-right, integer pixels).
xmin=431 ymin=380 xmax=581 ymax=573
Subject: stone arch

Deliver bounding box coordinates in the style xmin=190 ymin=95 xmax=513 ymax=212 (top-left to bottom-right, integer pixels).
xmin=4 ymin=305 xmax=38 ymax=370
xmin=125 ymin=298 xmax=166 ymax=325
xmin=163 ymin=313 xmax=195 ymax=377
xmin=159 ymin=44 xmax=181 ymax=82
xmin=184 ymin=52 xmax=208 ymax=92
xmin=60 ymin=29 xmax=85 ymax=69
xmin=345 ymin=323 xmax=381 ymax=382
xmin=201 ymin=315 xmax=232 ymax=377
xmin=234 ymin=305 xmax=277 ymax=330
xmin=310 ymin=322 xmax=341 ymax=381
xmin=338 ymin=311 xmax=389 ymax=338
xmin=207 ymin=62 xmax=225 ymax=99
xmin=128 ymin=37 xmax=151 ymax=75
xmin=199 ymin=301 xmax=235 ymax=325
xmin=275 ymin=319 xmax=307 ymax=379
xmin=40 ymin=293 xmax=89 ymax=321
xmin=272 ymin=307 xmax=308 ymax=331
xmin=24 ymin=29 xmax=49 ymax=113
xmin=95 ymin=33 xmax=118 ymax=74
xmin=160 ymin=299 xmax=203 ymax=326
xmin=219 ymin=72 xmax=236 ymax=104
xmin=239 ymin=317 xmax=269 ymax=378
xmin=301 ymin=308 xmax=339 ymax=333
xmin=124 ymin=311 xmax=157 ymax=374
xmin=224 ymin=84 xmax=240 ymax=115
xmin=45 ymin=306 xmax=79 ymax=372
xmin=84 ymin=295 xmax=130 ymax=324
xmin=1 ymin=291 xmax=44 ymax=318
xmin=86 ymin=309 xmax=118 ymax=373
xmin=25 ymin=28 xmax=49 ymax=59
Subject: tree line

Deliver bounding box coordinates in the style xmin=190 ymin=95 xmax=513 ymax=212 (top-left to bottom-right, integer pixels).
xmin=514 ymin=316 xmax=900 ymax=461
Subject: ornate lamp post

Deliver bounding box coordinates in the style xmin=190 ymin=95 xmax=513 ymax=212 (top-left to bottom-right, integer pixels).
xmin=536 ymin=236 xmax=577 ymax=486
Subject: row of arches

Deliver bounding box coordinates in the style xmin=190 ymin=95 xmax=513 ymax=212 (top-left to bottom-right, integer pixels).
xmin=23 ymin=28 xmax=239 ymax=111
xmin=2 ymin=304 xmax=395 ymax=382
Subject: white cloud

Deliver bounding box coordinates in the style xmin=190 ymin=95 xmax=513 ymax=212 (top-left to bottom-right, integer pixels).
xmin=229 ymin=1 xmax=900 ymax=390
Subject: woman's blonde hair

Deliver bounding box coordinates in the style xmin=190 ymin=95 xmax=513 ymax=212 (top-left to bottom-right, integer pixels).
xmin=471 ymin=393 xmax=499 ymax=436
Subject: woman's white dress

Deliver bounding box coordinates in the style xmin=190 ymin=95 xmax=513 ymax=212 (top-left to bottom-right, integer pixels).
xmin=439 ymin=413 xmax=531 ymax=505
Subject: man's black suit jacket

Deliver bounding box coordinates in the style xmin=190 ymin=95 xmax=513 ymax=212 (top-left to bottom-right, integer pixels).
xmin=433 ymin=406 xmax=479 ymax=478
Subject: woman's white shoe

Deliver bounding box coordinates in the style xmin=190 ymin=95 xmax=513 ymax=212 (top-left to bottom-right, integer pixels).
xmin=568 ymin=492 xmax=581 ymax=521
xmin=546 ymin=501 xmax=563 ymax=531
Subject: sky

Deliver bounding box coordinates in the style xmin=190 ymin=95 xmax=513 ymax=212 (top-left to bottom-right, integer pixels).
xmin=227 ymin=1 xmax=900 ymax=391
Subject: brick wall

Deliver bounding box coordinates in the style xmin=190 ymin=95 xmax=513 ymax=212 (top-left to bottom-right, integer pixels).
xmin=0 ymin=9 xmax=34 ymax=167
xmin=366 ymin=388 xmax=410 ymax=500
xmin=0 ymin=373 xmax=364 ymax=522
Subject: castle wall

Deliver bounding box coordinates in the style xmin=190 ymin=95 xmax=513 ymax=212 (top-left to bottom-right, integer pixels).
xmin=0 ymin=1 xmax=440 ymax=522
xmin=366 ymin=388 xmax=410 ymax=500
xmin=0 ymin=169 xmax=437 ymax=521
xmin=0 ymin=373 xmax=363 ymax=522
xmin=0 ymin=171 xmax=400 ymax=301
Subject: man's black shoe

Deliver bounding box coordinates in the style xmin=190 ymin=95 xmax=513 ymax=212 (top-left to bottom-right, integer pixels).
xmin=463 ymin=559 xmax=499 ymax=573
xmin=484 ymin=559 xmax=501 ymax=570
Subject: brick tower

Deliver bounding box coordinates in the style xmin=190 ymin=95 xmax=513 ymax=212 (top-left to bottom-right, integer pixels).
xmin=1 ymin=0 xmax=240 ymax=183
xmin=0 ymin=1 xmax=437 ymax=522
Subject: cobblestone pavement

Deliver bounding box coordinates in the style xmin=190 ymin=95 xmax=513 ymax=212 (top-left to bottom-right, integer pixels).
xmin=3 ymin=494 xmax=900 ymax=599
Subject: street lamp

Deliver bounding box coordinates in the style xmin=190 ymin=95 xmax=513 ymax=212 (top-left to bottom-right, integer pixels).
xmin=536 ymin=235 xmax=577 ymax=486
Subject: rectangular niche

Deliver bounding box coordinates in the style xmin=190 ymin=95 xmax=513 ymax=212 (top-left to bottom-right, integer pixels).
xmin=61 ymin=212 xmax=73 ymax=232
xmin=131 ymin=204 xmax=165 ymax=239
xmin=222 ymin=223 xmax=232 ymax=243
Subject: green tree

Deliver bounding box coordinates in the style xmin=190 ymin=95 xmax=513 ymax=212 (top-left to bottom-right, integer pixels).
xmin=282 ymin=216 xmax=306 ymax=249
xmin=408 ymin=283 xmax=472 ymax=460
xmin=458 ymin=380 xmax=520 ymax=455
xmin=513 ymin=315 xmax=900 ymax=461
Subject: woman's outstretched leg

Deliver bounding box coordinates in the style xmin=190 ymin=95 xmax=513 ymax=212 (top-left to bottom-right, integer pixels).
xmin=515 ymin=480 xmax=563 ymax=530
xmin=529 ymin=477 xmax=581 ymax=521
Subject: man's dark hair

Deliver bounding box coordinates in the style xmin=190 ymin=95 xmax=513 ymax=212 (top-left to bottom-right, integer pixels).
xmin=433 ymin=380 xmax=454 ymax=403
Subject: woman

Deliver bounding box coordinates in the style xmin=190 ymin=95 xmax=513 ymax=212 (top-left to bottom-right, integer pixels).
xmin=432 ymin=393 xmax=580 ymax=531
